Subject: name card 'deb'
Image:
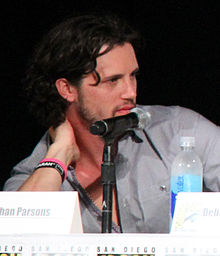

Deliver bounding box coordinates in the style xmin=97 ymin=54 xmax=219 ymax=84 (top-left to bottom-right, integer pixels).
xmin=0 ymin=191 xmax=83 ymax=234
xmin=171 ymin=192 xmax=220 ymax=235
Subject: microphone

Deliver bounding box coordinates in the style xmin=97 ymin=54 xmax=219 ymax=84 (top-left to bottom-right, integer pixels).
xmin=90 ymin=107 xmax=151 ymax=137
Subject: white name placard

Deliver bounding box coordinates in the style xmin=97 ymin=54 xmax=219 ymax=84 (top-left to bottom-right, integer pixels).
xmin=171 ymin=192 xmax=220 ymax=235
xmin=0 ymin=191 xmax=83 ymax=234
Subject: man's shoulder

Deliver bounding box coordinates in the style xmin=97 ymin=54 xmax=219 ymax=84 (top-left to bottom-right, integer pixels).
xmin=13 ymin=131 xmax=50 ymax=173
xmin=3 ymin=131 xmax=50 ymax=191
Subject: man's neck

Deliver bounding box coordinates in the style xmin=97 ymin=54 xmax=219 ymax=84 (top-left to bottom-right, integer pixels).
xmin=67 ymin=112 xmax=105 ymax=188
xmin=67 ymin=109 xmax=120 ymax=225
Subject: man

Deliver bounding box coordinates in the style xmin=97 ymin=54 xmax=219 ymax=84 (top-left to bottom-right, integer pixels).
xmin=3 ymin=14 xmax=220 ymax=233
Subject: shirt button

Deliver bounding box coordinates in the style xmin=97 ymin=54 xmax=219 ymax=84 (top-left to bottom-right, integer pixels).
xmin=160 ymin=185 xmax=167 ymax=191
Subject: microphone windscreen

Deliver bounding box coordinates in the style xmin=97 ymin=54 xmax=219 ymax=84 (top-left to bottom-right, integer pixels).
xmin=131 ymin=107 xmax=151 ymax=130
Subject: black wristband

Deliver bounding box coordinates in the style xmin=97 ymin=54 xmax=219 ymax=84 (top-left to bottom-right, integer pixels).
xmin=34 ymin=161 xmax=66 ymax=182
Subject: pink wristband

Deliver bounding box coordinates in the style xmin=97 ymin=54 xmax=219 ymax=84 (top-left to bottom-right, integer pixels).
xmin=40 ymin=158 xmax=68 ymax=180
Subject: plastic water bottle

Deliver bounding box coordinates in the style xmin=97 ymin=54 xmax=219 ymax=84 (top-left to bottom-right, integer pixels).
xmin=171 ymin=136 xmax=203 ymax=218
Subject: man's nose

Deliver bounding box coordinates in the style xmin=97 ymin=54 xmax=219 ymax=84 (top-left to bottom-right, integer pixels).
xmin=121 ymin=79 xmax=137 ymax=99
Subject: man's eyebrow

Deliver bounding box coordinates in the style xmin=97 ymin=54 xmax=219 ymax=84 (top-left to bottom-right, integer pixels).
xmin=101 ymin=67 xmax=140 ymax=82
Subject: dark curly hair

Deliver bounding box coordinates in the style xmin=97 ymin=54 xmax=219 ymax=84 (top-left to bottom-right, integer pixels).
xmin=24 ymin=14 xmax=141 ymax=128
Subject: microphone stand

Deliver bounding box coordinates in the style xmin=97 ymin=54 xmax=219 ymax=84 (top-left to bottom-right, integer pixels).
xmin=90 ymin=108 xmax=149 ymax=232
xmin=101 ymin=135 xmax=118 ymax=233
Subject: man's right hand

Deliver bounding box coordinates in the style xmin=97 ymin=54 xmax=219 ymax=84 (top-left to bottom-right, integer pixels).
xmin=49 ymin=119 xmax=80 ymax=166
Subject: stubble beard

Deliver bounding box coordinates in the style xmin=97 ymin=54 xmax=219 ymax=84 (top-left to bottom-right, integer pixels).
xmin=77 ymin=90 xmax=99 ymax=130
xmin=76 ymin=88 xmax=136 ymax=130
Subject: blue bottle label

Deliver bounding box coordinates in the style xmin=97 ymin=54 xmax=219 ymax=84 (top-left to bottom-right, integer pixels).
xmin=171 ymin=174 xmax=202 ymax=218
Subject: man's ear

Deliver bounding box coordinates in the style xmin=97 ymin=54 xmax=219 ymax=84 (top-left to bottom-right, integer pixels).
xmin=55 ymin=78 xmax=77 ymax=102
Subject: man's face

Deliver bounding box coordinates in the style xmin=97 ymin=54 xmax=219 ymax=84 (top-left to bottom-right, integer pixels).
xmin=75 ymin=43 xmax=139 ymax=125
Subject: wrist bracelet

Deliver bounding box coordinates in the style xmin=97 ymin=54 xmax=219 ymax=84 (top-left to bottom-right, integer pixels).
xmin=34 ymin=158 xmax=68 ymax=182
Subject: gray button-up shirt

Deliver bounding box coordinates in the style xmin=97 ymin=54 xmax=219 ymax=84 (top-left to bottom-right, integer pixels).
xmin=4 ymin=105 xmax=220 ymax=233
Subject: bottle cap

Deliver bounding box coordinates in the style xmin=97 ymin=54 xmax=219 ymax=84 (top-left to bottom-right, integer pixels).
xmin=180 ymin=136 xmax=195 ymax=147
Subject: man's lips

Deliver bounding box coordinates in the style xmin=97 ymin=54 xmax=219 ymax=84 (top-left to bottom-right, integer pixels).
xmin=116 ymin=105 xmax=136 ymax=115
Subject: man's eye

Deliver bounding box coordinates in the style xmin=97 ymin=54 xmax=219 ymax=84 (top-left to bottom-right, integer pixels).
xmin=110 ymin=77 xmax=119 ymax=83
xmin=101 ymin=75 xmax=122 ymax=85
xmin=132 ymin=70 xmax=140 ymax=78
xmin=103 ymin=77 xmax=120 ymax=85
